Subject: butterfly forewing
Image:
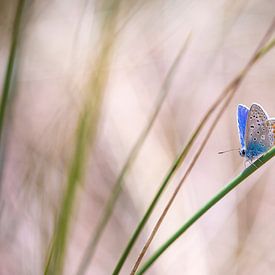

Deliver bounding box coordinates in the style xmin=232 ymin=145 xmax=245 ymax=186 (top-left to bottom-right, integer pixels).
xmin=237 ymin=104 xmax=249 ymax=148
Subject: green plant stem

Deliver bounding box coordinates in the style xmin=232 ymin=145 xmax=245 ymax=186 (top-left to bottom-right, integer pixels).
xmin=0 ymin=0 xmax=25 ymax=187
xmin=136 ymin=146 xmax=275 ymax=274
xmin=257 ymin=39 xmax=275 ymax=59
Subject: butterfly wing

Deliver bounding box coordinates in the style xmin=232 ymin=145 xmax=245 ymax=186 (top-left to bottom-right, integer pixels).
xmin=266 ymin=118 xmax=275 ymax=148
xmin=245 ymin=103 xmax=271 ymax=158
xmin=237 ymin=104 xmax=249 ymax=149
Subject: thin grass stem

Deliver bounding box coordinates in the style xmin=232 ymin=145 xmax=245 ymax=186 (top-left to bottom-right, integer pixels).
xmin=0 ymin=0 xmax=26 ymax=188
xmin=136 ymin=146 xmax=275 ymax=274
xmin=43 ymin=2 xmax=121 ymax=274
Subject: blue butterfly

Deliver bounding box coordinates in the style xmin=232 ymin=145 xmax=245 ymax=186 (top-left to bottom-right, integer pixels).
xmin=237 ymin=103 xmax=275 ymax=161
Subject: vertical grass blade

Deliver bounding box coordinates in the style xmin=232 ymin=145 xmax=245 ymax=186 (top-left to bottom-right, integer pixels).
xmin=43 ymin=2 xmax=121 ymax=274
xmin=0 ymin=0 xmax=26 ymax=187
xmin=76 ymin=35 xmax=191 ymax=275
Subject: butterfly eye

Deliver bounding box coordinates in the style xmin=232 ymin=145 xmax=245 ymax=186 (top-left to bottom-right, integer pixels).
xmin=239 ymin=149 xmax=246 ymax=157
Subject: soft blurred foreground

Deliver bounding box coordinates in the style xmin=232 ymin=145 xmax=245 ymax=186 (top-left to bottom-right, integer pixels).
xmin=0 ymin=0 xmax=275 ymax=275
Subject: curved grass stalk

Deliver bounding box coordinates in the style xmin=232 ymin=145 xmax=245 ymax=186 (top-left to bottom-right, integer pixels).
xmin=136 ymin=146 xmax=275 ymax=274
xmin=76 ymin=34 xmax=191 ymax=275
xmin=113 ymin=18 xmax=275 ymax=274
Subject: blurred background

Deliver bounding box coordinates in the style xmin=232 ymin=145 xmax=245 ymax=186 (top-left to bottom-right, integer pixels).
xmin=0 ymin=0 xmax=275 ymax=274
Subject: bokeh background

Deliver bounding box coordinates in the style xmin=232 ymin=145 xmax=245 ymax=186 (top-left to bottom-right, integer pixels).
xmin=0 ymin=0 xmax=275 ymax=274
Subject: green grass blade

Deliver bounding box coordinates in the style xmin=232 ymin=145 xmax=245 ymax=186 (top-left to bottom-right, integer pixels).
xmin=136 ymin=147 xmax=275 ymax=274
xmin=44 ymin=2 xmax=120 ymax=274
xmin=0 ymin=0 xmax=26 ymax=186
xmin=76 ymin=35 xmax=191 ymax=275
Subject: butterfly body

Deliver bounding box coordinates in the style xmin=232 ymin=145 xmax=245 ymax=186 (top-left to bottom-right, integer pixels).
xmin=237 ymin=103 xmax=275 ymax=161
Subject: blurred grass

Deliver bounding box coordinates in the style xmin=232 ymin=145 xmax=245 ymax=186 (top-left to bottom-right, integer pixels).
xmin=43 ymin=1 xmax=121 ymax=274
xmin=0 ymin=1 xmax=274 ymax=274
xmin=113 ymin=19 xmax=275 ymax=274
xmin=76 ymin=32 xmax=191 ymax=275
xmin=136 ymin=146 xmax=275 ymax=274
xmin=0 ymin=0 xmax=26 ymax=189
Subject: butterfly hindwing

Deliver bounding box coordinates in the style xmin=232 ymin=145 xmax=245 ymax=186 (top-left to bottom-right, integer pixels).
xmin=245 ymin=103 xmax=270 ymax=158
xmin=237 ymin=104 xmax=249 ymax=149
xmin=266 ymin=118 xmax=275 ymax=147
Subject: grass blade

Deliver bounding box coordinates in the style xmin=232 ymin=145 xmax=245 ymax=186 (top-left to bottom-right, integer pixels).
xmin=43 ymin=2 xmax=121 ymax=274
xmin=0 ymin=0 xmax=26 ymax=187
xmin=76 ymin=33 xmax=191 ymax=275
xmin=136 ymin=146 xmax=275 ymax=274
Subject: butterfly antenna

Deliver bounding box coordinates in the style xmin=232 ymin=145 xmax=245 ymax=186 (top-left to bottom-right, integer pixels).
xmin=218 ymin=148 xmax=239 ymax=154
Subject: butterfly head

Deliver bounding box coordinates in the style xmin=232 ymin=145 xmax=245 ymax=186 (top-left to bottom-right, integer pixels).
xmin=239 ymin=148 xmax=246 ymax=157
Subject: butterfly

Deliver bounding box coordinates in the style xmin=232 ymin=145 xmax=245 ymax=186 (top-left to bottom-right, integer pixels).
xmin=237 ymin=103 xmax=275 ymax=161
